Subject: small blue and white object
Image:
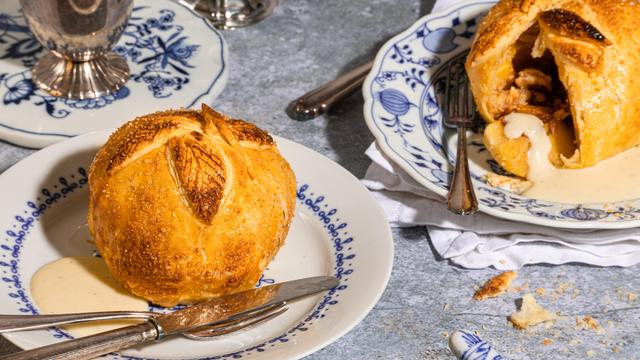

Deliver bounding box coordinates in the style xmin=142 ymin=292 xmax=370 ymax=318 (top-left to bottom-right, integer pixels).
xmin=448 ymin=330 xmax=506 ymax=360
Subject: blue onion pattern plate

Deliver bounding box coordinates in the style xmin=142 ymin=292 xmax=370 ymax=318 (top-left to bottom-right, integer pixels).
xmin=0 ymin=0 xmax=228 ymax=148
xmin=363 ymin=0 xmax=640 ymax=229
xmin=0 ymin=131 xmax=393 ymax=359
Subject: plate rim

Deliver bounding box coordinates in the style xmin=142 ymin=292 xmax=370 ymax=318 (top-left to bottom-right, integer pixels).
xmin=0 ymin=0 xmax=229 ymax=149
xmin=0 ymin=129 xmax=394 ymax=360
xmin=362 ymin=0 xmax=640 ymax=230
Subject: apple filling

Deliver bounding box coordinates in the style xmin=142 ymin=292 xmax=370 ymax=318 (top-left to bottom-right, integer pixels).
xmin=495 ymin=25 xmax=571 ymax=124
xmin=483 ymin=23 xmax=578 ymax=177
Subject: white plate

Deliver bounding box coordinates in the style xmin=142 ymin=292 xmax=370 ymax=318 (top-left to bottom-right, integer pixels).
xmin=362 ymin=0 xmax=640 ymax=229
xmin=0 ymin=131 xmax=393 ymax=359
xmin=0 ymin=0 xmax=228 ymax=149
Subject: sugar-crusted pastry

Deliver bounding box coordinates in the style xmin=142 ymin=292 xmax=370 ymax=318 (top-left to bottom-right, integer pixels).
xmin=88 ymin=105 xmax=296 ymax=307
xmin=473 ymin=271 xmax=517 ymax=300
xmin=466 ymin=0 xmax=640 ymax=177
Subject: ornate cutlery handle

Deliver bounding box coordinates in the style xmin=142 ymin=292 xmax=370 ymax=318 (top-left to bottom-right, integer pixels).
xmin=287 ymin=61 xmax=372 ymax=120
xmin=0 ymin=312 xmax=155 ymax=333
xmin=0 ymin=322 xmax=158 ymax=360
xmin=447 ymin=126 xmax=478 ymax=215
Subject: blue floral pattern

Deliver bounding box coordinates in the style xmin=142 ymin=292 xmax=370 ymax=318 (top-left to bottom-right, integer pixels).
xmin=0 ymin=5 xmax=199 ymax=118
xmin=1 ymin=169 xmax=88 ymax=306
xmin=459 ymin=331 xmax=505 ymax=360
xmin=365 ymin=0 xmax=640 ymax=227
xmin=1 ymin=171 xmax=352 ymax=359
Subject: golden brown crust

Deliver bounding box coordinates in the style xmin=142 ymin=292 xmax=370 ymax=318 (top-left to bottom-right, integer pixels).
xmin=167 ymin=134 xmax=226 ymax=224
xmin=538 ymin=9 xmax=608 ymax=44
xmin=520 ymin=0 xmax=535 ymax=12
xmin=473 ymin=271 xmax=517 ymax=300
xmin=483 ymin=122 xmax=530 ymax=178
xmin=227 ymin=119 xmax=274 ymax=147
xmin=105 ymin=119 xmax=177 ymax=173
xmin=466 ymin=0 xmax=640 ymax=176
xmin=88 ymin=105 xmax=296 ymax=306
xmin=546 ymin=38 xmax=604 ymax=73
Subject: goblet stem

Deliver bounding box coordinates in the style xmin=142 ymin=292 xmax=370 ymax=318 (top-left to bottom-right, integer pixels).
xmin=32 ymin=51 xmax=129 ymax=100
xmin=20 ymin=0 xmax=133 ymax=99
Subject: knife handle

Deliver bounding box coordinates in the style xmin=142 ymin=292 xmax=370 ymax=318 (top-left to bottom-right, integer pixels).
xmin=0 ymin=322 xmax=158 ymax=360
xmin=286 ymin=61 xmax=372 ymax=121
xmin=0 ymin=311 xmax=156 ymax=333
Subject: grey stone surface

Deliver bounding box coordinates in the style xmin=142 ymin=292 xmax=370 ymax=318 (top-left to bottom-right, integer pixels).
xmin=1 ymin=0 xmax=640 ymax=359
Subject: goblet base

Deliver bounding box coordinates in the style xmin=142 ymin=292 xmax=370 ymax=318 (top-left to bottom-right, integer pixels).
xmin=183 ymin=0 xmax=278 ymax=30
xmin=32 ymin=51 xmax=130 ymax=100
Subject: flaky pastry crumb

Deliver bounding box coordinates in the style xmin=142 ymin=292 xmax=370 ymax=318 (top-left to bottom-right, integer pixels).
xmin=508 ymin=293 xmax=557 ymax=329
xmin=474 ymin=271 xmax=517 ymax=300
xmin=576 ymin=316 xmax=600 ymax=331
xmin=485 ymin=172 xmax=532 ymax=194
xmin=628 ymin=292 xmax=637 ymax=302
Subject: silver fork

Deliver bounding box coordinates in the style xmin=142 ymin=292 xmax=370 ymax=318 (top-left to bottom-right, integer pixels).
xmin=443 ymin=62 xmax=478 ymax=215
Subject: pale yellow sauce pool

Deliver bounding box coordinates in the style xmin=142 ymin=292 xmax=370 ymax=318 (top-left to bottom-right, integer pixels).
xmin=30 ymin=256 xmax=148 ymax=337
xmin=503 ymin=112 xmax=640 ymax=204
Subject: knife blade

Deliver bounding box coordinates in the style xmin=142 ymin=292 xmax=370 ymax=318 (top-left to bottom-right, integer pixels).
xmin=0 ymin=276 xmax=339 ymax=360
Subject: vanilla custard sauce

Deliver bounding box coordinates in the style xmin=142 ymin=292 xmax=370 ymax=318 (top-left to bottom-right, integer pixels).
xmin=30 ymin=256 xmax=148 ymax=337
xmin=503 ymin=112 xmax=640 ymax=203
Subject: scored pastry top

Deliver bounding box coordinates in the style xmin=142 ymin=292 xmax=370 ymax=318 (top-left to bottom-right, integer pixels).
xmin=92 ymin=105 xmax=274 ymax=225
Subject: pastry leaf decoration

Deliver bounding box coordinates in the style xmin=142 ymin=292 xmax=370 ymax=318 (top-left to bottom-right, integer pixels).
xmin=167 ymin=132 xmax=226 ymax=224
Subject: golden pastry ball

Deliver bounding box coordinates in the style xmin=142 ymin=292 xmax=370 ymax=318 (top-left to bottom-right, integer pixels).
xmin=88 ymin=105 xmax=296 ymax=307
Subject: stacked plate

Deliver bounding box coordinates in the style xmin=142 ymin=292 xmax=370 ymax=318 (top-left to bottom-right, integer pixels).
xmin=362 ymin=0 xmax=640 ymax=230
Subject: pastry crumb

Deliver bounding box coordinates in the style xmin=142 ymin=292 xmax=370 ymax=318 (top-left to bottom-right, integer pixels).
xmin=555 ymin=282 xmax=572 ymax=294
xmin=628 ymin=292 xmax=637 ymax=302
xmin=443 ymin=303 xmax=450 ymax=311
xmin=586 ymin=350 xmax=596 ymax=357
xmin=474 ymin=271 xmax=517 ymax=300
xmin=508 ymin=293 xmax=557 ymax=329
xmin=510 ymin=281 xmax=530 ymax=293
xmin=535 ymin=287 xmax=545 ymax=296
xmin=542 ymin=338 xmax=553 ymax=346
xmin=576 ymin=316 xmax=600 ymax=331
xmin=441 ymin=331 xmax=449 ymax=338
xmin=569 ymin=338 xmax=582 ymax=346
xmin=485 ymin=172 xmax=531 ymax=194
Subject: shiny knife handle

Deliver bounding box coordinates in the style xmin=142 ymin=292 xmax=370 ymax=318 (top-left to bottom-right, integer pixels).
xmin=0 ymin=311 xmax=155 ymax=333
xmin=286 ymin=61 xmax=372 ymax=121
xmin=0 ymin=322 xmax=158 ymax=360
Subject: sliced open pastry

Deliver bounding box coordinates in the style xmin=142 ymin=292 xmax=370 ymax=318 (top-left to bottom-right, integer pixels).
xmin=466 ymin=0 xmax=640 ymax=178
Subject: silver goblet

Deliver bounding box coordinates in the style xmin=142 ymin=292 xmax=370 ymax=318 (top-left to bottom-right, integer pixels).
xmin=19 ymin=0 xmax=133 ymax=99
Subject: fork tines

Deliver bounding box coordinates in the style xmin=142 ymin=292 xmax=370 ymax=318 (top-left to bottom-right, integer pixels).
xmin=444 ymin=63 xmax=475 ymax=126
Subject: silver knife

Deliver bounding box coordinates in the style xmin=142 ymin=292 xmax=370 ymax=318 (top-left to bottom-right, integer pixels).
xmin=0 ymin=276 xmax=339 ymax=360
